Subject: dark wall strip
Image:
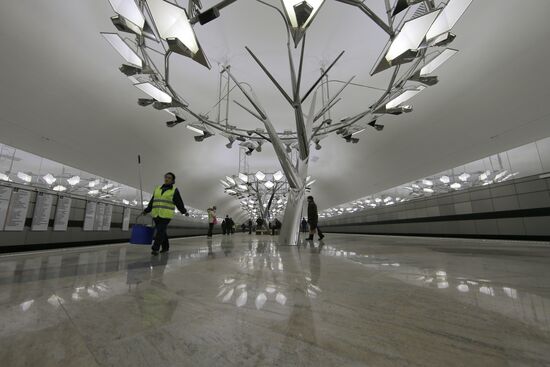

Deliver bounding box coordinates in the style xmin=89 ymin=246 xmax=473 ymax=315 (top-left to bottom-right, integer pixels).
xmin=321 ymin=231 xmax=550 ymax=242
xmin=325 ymin=206 xmax=550 ymax=227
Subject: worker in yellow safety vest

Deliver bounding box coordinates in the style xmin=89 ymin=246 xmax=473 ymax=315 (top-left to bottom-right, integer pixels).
xmin=143 ymin=172 xmax=188 ymax=255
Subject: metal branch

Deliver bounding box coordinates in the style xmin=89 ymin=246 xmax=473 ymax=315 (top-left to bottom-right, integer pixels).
xmin=233 ymin=100 xmax=264 ymax=122
xmin=313 ymin=76 xmax=355 ymax=120
xmin=301 ymin=50 xmax=345 ymax=103
xmin=245 ymin=46 xmax=293 ymax=105
xmin=224 ymin=66 xmax=267 ymax=120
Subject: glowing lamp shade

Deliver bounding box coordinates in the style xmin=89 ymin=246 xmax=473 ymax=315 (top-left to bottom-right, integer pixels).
xmin=264 ymin=181 xmax=275 ymax=189
xmin=67 ymin=175 xmax=80 ymax=186
xmin=386 ymin=10 xmax=441 ymax=62
xmin=238 ymin=173 xmax=249 ymax=183
xmin=282 ymin=0 xmax=324 ymax=28
xmin=226 ymin=176 xmax=236 ymax=185
xmin=101 ymin=32 xmax=143 ymax=67
xmin=458 ymin=172 xmax=470 ymax=182
xmin=134 ymin=82 xmax=172 ymax=103
xmin=0 ymin=173 xmax=10 ymax=181
xmin=255 ymin=171 xmax=266 ymax=181
xmin=146 ymin=0 xmax=210 ymax=68
xmin=273 ymin=171 xmax=284 ymax=182
xmin=186 ymin=125 xmax=205 ymax=135
xmin=440 ymin=175 xmax=450 ymax=184
xmin=426 ymin=0 xmax=473 ymax=41
xmin=386 ymin=86 xmax=425 ymax=109
xmin=420 ymin=48 xmax=458 ymax=76
xmin=109 ymin=0 xmax=145 ymax=29
xmin=43 ymin=173 xmax=56 ymax=185
xmin=17 ymin=172 xmax=32 ymax=183
xmin=450 ymin=182 xmax=461 ymax=190
xmin=53 ymin=185 xmax=67 ymax=192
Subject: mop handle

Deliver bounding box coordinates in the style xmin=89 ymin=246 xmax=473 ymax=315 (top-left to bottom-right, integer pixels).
xmin=137 ymin=154 xmax=144 ymax=212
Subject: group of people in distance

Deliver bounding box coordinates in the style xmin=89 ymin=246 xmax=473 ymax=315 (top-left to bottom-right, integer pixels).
xmin=143 ymin=173 xmax=324 ymax=255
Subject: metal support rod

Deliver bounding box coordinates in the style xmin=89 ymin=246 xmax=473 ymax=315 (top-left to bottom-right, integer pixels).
xmin=301 ymin=50 xmax=345 ymax=103
xmin=245 ymin=46 xmax=293 ymax=106
xmin=189 ymin=0 xmax=239 ymax=24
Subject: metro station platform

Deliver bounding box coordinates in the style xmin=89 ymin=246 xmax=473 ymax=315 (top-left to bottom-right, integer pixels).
xmin=1 ymin=234 xmax=550 ymax=366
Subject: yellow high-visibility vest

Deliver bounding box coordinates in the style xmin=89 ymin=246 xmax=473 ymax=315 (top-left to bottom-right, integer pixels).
xmin=151 ymin=186 xmax=176 ymax=219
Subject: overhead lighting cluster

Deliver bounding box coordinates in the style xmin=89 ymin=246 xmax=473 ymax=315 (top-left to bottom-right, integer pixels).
xmin=321 ymin=166 xmax=519 ymax=220
xmin=98 ymin=0 xmax=474 ymax=157
xmin=220 ymin=170 xmax=314 ymax=219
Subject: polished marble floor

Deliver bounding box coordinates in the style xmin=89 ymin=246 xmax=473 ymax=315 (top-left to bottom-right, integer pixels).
xmin=1 ymin=233 xmax=550 ymax=366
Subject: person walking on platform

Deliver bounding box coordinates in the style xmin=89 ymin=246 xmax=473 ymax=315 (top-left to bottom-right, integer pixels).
xmin=248 ymin=219 xmax=253 ymax=234
xmin=307 ymin=196 xmax=324 ymax=241
xmin=207 ymin=206 xmax=217 ymax=238
xmin=143 ymin=172 xmax=188 ymax=255
xmin=221 ymin=215 xmax=228 ymax=235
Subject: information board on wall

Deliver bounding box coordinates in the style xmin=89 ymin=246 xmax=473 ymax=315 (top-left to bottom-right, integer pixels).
xmin=83 ymin=201 xmax=97 ymax=231
xmin=102 ymin=204 xmax=113 ymax=231
xmin=54 ymin=196 xmax=72 ymax=231
xmin=122 ymin=207 xmax=131 ymax=231
xmin=4 ymin=189 xmax=31 ymax=231
xmin=0 ymin=186 xmax=13 ymax=230
xmin=94 ymin=203 xmax=105 ymax=231
xmin=31 ymin=193 xmax=54 ymax=231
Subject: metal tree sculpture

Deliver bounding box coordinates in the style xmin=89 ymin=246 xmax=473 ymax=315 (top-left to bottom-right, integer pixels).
xmin=100 ymin=0 xmax=473 ymax=244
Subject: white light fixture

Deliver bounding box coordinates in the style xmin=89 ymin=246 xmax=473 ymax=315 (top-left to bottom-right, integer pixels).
xmin=281 ymin=0 xmax=325 ymax=46
xmin=42 ymin=173 xmax=56 ymax=185
xmin=264 ymin=181 xmax=275 ymax=189
xmin=420 ymin=49 xmax=458 ymax=75
xmin=375 ymin=198 xmax=382 ymax=203
xmin=352 ymin=128 xmax=366 ymax=136
xmin=306 ymin=179 xmax=316 ymax=186
xmin=186 ymin=125 xmax=205 ymax=135
xmin=479 ymin=170 xmax=491 ymax=181
xmin=220 ymin=179 xmax=230 ymax=187
xmin=102 ymin=183 xmax=114 ymax=190
xmin=88 ymin=179 xmax=100 ymax=188
xmin=67 ymin=175 xmax=80 ymax=186
xmin=458 ymin=172 xmax=470 ymax=182
xmin=426 ymin=0 xmax=473 ymax=41
xmin=238 ymin=173 xmax=249 ymax=183
xmin=132 ymin=200 xmax=138 ymax=206
xmin=450 ymin=182 xmax=461 ymax=190
xmin=147 ymin=0 xmax=210 ymax=68
xmin=17 ymin=172 xmax=32 ymax=183
xmin=273 ymin=170 xmax=284 ymax=182
xmin=226 ymin=176 xmax=236 ymax=185
xmin=134 ymin=82 xmax=172 ymax=103
xmin=386 ymin=86 xmax=426 ymax=109
xmin=495 ymin=170 xmax=508 ymax=181
xmin=255 ymin=171 xmax=266 ymax=181
xmin=386 ymin=10 xmax=441 ymax=62
xmin=439 ymin=175 xmax=450 ymax=184
xmin=53 ymin=185 xmax=67 ymax=192
xmin=108 ymin=0 xmax=145 ymax=30
xmin=238 ymin=184 xmax=247 ymax=191
xmin=422 ymin=179 xmax=433 ymax=186
xmin=88 ymin=189 xmax=99 ymax=195
xmin=0 ymin=173 xmax=10 ymax=181
xmin=226 ymin=189 xmax=237 ymax=195
xmin=423 ymin=187 xmax=434 ymax=193
xmin=123 ymin=199 xmax=130 ymax=205
xmin=101 ymin=32 xmax=143 ymax=67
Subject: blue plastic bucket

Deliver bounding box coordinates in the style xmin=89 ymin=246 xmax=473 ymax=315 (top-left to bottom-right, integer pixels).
xmin=130 ymin=224 xmax=154 ymax=245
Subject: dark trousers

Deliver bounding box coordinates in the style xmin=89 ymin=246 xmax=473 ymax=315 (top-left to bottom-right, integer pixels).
xmin=152 ymin=217 xmax=171 ymax=252
xmin=208 ymin=223 xmax=214 ymax=237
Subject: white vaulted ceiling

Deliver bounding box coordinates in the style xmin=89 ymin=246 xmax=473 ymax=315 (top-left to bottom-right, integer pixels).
xmin=1 ymin=0 xmax=550 ymax=216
